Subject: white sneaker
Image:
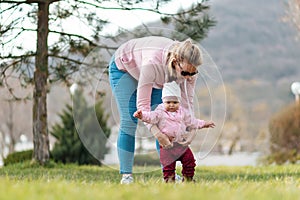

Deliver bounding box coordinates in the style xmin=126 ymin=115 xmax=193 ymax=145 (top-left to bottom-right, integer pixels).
xmin=175 ymin=174 xmax=182 ymax=182
xmin=120 ymin=174 xmax=133 ymax=184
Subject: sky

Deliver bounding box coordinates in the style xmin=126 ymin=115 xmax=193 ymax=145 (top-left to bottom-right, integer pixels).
xmin=1 ymin=0 xmax=203 ymax=56
xmin=97 ymin=0 xmax=203 ymax=35
xmin=53 ymin=0 xmax=204 ymax=36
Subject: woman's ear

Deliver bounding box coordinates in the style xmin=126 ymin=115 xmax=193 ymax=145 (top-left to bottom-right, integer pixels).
xmin=172 ymin=61 xmax=176 ymax=69
xmin=171 ymin=58 xmax=177 ymax=69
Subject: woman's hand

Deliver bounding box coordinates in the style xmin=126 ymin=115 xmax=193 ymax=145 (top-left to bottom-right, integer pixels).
xmin=150 ymin=125 xmax=173 ymax=149
xmin=178 ymin=129 xmax=196 ymax=146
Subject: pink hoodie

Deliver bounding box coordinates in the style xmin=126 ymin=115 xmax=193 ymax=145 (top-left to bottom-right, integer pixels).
xmin=139 ymin=104 xmax=205 ymax=142
xmin=114 ymin=36 xmax=197 ymax=112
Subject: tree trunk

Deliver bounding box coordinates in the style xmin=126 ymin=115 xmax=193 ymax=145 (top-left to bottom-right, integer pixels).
xmin=7 ymin=101 xmax=16 ymax=154
xmin=33 ymin=1 xmax=50 ymax=164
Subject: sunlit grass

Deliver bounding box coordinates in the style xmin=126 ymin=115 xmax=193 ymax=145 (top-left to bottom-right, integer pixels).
xmin=0 ymin=162 xmax=300 ymax=200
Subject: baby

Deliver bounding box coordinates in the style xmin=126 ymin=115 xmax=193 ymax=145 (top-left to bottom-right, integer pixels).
xmin=134 ymin=81 xmax=215 ymax=182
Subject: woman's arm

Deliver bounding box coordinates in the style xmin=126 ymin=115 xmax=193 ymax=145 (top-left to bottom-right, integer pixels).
xmin=150 ymin=125 xmax=173 ymax=149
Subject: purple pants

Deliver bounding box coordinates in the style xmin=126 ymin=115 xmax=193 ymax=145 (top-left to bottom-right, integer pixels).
xmin=160 ymin=143 xmax=196 ymax=182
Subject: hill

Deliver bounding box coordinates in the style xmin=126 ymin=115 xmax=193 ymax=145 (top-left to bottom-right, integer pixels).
xmin=202 ymin=0 xmax=300 ymax=102
xmin=203 ymin=0 xmax=300 ymax=81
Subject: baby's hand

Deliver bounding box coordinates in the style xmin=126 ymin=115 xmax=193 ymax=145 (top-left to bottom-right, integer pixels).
xmin=203 ymin=121 xmax=216 ymax=128
xmin=133 ymin=110 xmax=143 ymax=119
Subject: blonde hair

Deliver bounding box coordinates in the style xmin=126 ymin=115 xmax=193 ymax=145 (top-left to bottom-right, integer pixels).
xmin=166 ymin=39 xmax=202 ymax=81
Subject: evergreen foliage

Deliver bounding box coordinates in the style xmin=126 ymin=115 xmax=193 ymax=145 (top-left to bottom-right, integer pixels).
xmin=4 ymin=150 xmax=33 ymax=166
xmin=268 ymin=103 xmax=300 ymax=164
xmin=50 ymin=89 xmax=110 ymax=165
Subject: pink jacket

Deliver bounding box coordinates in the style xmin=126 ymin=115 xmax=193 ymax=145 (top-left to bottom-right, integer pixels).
xmin=140 ymin=104 xmax=205 ymax=142
xmin=114 ymin=36 xmax=197 ymax=112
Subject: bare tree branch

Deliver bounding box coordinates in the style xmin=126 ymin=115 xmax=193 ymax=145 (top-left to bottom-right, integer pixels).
xmin=285 ymin=0 xmax=300 ymax=34
xmin=0 ymin=0 xmax=59 ymax=5
xmin=48 ymin=53 xmax=87 ymax=65
xmin=0 ymin=2 xmax=22 ymax=14
xmin=74 ymin=0 xmax=197 ymax=16
xmin=0 ymin=53 xmax=35 ymax=59
xmin=0 ymin=0 xmax=27 ymax=4
xmin=49 ymin=29 xmax=96 ymax=47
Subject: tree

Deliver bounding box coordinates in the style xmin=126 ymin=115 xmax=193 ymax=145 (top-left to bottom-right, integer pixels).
xmin=51 ymin=89 xmax=110 ymax=165
xmin=0 ymin=88 xmax=32 ymax=159
xmin=1 ymin=101 xmax=17 ymax=154
xmin=268 ymin=103 xmax=300 ymax=164
xmin=284 ymin=0 xmax=300 ymax=37
xmin=0 ymin=0 xmax=216 ymax=165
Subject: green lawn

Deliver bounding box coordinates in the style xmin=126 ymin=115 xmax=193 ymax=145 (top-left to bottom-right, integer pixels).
xmin=0 ymin=162 xmax=300 ymax=200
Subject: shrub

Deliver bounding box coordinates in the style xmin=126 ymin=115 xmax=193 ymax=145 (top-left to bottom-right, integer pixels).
xmin=4 ymin=149 xmax=33 ymax=166
xmin=268 ymin=103 xmax=300 ymax=164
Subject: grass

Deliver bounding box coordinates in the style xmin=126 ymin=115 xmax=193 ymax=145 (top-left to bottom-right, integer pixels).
xmin=0 ymin=162 xmax=300 ymax=200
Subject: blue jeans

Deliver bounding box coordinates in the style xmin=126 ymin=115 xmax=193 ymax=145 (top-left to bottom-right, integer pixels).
xmin=108 ymin=56 xmax=162 ymax=174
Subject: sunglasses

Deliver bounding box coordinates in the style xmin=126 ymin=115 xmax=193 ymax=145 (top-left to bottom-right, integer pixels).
xmin=177 ymin=63 xmax=198 ymax=76
xmin=181 ymin=70 xmax=198 ymax=76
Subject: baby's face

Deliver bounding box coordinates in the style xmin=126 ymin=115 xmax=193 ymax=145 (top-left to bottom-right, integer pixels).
xmin=163 ymin=101 xmax=180 ymax=112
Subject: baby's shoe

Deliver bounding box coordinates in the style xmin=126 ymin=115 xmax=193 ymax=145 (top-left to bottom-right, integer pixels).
xmin=175 ymin=174 xmax=182 ymax=182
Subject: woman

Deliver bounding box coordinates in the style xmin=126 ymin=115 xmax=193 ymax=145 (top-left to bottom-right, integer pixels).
xmin=108 ymin=36 xmax=202 ymax=184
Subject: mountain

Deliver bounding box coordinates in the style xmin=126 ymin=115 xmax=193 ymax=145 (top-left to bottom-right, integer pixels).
xmin=202 ymin=0 xmax=300 ymax=103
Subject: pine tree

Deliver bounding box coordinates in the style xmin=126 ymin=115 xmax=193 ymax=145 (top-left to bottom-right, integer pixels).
xmin=50 ymin=90 xmax=110 ymax=165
